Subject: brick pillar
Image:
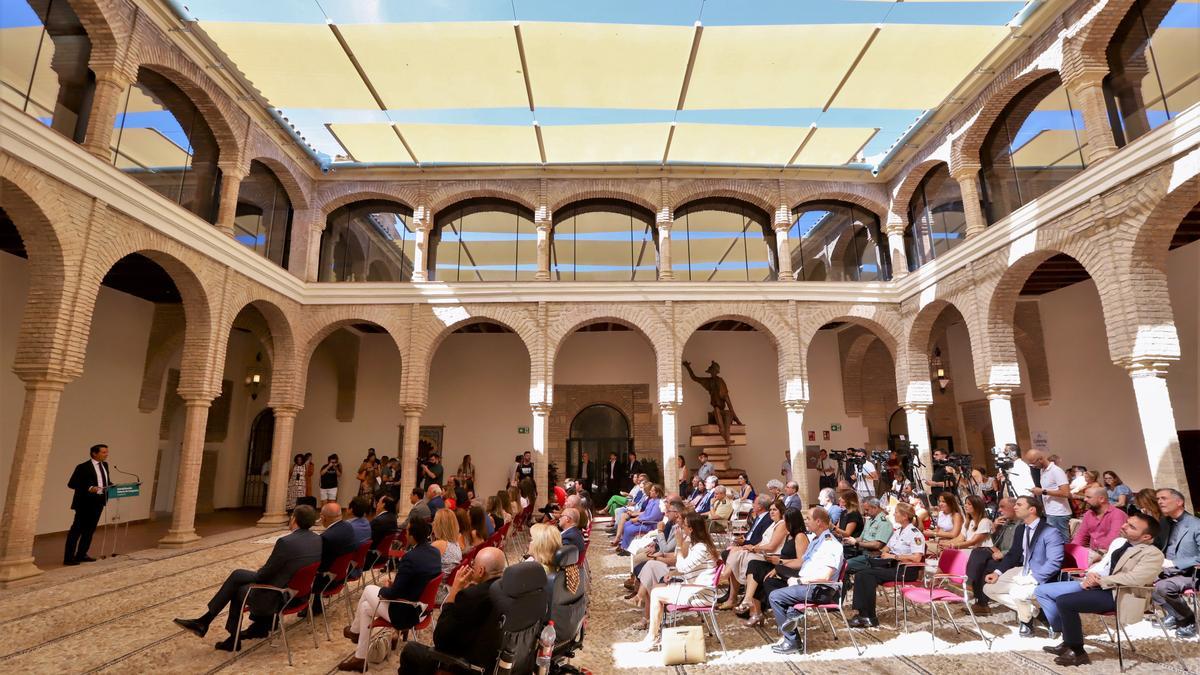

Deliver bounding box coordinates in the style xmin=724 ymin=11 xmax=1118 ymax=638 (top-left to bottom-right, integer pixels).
xmin=81 ymin=71 xmax=132 ymax=161
xmin=951 ymin=164 xmax=987 ymax=237
xmin=773 ymin=225 xmax=794 ymax=281
xmin=1064 ymin=69 xmax=1118 ymax=164
xmin=657 ymin=210 xmax=674 ymax=281
xmin=985 ymin=386 xmax=1018 ymax=449
xmin=159 ymin=397 xmax=212 ymax=547
xmin=903 ymin=403 xmax=932 ymax=476
xmin=1127 ymin=361 xmax=1190 ymax=506
xmin=410 ymin=205 xmax=431 ymax=282
xmin=885 ymin=217 xmax=908 ymax=278
xmin=784 ymin=400 xmax=810 ymax=507
xmin=257 ymin=405 xmax=299 ymax=527
xmin=0 ymin=377 xmax=69 ymax=586
xmin=532 ymin=403 xmax=551 ymax=506
xmin=398 ymin=405 xmax=424 ymax=517
xmin=660 ymin=402 xmax=679 ymax=492
xmin=287 ymin=208 xmax=319 ymax=281
xmin=214 ymin=163 xmax=248 ymax=236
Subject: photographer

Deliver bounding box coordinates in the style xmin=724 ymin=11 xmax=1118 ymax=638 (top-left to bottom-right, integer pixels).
xmin=849 ymin=449 xmax=879 ymax=500
xmin=419 ymin=453 xmax=444 ymax=493
xmin=925 ymin=448 xmax=958 ymax=499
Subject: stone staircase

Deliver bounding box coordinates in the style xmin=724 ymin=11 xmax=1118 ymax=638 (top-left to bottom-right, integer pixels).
xmin=690 ymin=422 xmax=746 ymax=485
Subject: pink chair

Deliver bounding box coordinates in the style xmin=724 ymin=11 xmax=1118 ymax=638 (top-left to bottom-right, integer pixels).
xmin=791 ymin=559 xmax=863 ymax=655
xmin=900 ymin=549 xmax=992 ymax=649
xmin=1059 ymin=543 xmax=1092 ymax=580
xmin=878 ymin=560 xmax=928 ymax=628
xmin=664 ymin=562 xmax=727 ymax=653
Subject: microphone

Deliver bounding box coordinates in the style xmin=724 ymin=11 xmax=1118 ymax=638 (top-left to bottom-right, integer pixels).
xmin=111 ymin=465 xmax=142 ymax=484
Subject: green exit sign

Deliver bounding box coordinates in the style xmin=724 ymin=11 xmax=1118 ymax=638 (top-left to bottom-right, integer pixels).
xmin=831 ymin=424 xmax=842 ymax=432
xmin=517 ymin=426 xmax=529 ymax=434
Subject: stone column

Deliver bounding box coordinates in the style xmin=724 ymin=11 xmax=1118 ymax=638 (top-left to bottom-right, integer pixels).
xmin=950 ymin=164 xmax=987 ymax=237
xmin=410 ymin=205 xmax=431 ymax=282
xmin=0 ymin=377 xmax=69 ymax=585
xmin=1127 ymin=361 xmax=1191 ymax=506
xmin=885 ymin=221 xmax=908 ymax=278
xmin=774 ymin=225 xmax=794 ymax=281
xmin=985 ymin=387 xmax=1018 ymax=449
xmin=784 ymin=400 xmax=811 ymax=506
xmin=660 ymin=402 xmax=679 ymax=493
xmin=257 ymin=404 xmax=299 ymax=527
xmin=903 ymin=403 xmax=933 ymax=479
xmin=81 ymin=71 xmax=132 ymax=161
xmin=657 ymin=208 xmax=674 ymax=280
xmin=1065 ymin=69 xmax=1119 ymax=164
xmin=214 ymin=163 xmax=248 ymax=235
xmin=532 ymin=404 xmax=551 ymax=506
xmin=535 ymin=222 xmax=552 ymax=281
xmin=159 ymin=397 xmax=213 ymax=547
xmin=398 ymin=405 xmax=424 ymax=517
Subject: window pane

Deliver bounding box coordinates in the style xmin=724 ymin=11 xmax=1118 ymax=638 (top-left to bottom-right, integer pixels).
xmin=435 ymin=202 xmax=536 ymax=282
xmin=553 ymin=207 xmax=657 ymax=282
xmin=319 ymin=201 xmax=411 ymax=282
xmin=791 ymin=202 xmax=887 ymax=281
xmin=678 ymin=205 xmax=771 ymax=281
xmin=1 ymin=1 xmax=92 ymax=141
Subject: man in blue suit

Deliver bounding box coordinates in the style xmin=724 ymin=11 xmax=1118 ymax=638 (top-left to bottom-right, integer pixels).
xmin=983 ymin=494 xmax=1065 ymax=637
xmin=1152 ymin=488 xmax=1200 ymax=638
xmin=308 ymin=502 xmax=359 ymax=616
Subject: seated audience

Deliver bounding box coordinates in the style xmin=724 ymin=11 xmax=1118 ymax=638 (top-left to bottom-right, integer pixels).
xmin=426 ymin=484 xmax=445 ymax=517
xmin=173 ymin=505 xmax=321 ymax=651
xmin=695 ymin=475 xmax=719 ymax=514
xmin=615 ymin=484 xmax=663 ymax=552
xmin=982 ymin=495 xmax=1065 ymax=637
xmin=954 ymin=495 xmax=994 ymax=551
xmin=707 ymin=485 xmax=733 ymax=529
xmin=625 ymin=498 xmax=684 ymax=597
xmin=717 ymin=495 xmax=775 ymax=610
xmin=685 ymin=476 xmax=704 ymax=508
xmin=966 ymin=497 xmax=1019 ymax=613
xmin=832 ymin=490 xmax=863 ymax=540
xmin=782 ymin=481 xmax=803 ymax=511
xmin=1103 ymin=471 xmax=1133 ymax=510
xmin=739 ymin=506 xmax=809 ymax=626
xmin=843 ymin=497 xmax=894 ymax=574
xmin=1152 ymin=488 xmax=1200 ymax=638
xmin=1133 ymin=488 xmax=1169 ymax=549
xmin=923 ymin=492 xmax=964 ymax=552
xmin=1035 ymin=512 xmax=1164 ymax=666
xmin=559 ymin=507 xmax=585 ymax=552
xmin=605 ymin=474 xmax=646 ymax=517
xmin=1072 ymin=485 xmax=1128 ymax=563
xmin=847 ymin=501 xmax=927 ymax=628
xmin=309 ymin=502 xmax=359 ymax=616
xmin=338 ymin=519 xmax=441 ymax=671
xmin=431 ymin=509 xmax=463 ymax=604
xmin=633 ymin=512 xmax=720 ymax=650
xmin=348 ymin=495 xmax=372 ymax=546
xmin=465 ymin=505 xmax=489 ymax=549
xmin=405 ymin=487 xmax=431 ymax=528
xmin=370 ymin=495 xmax=399 ymax=549
xmin=819 ymin=488 xmax=842 ymax=525
xmin=529 ymin=522 xmax=563 ymax=574
xmin=765 ymin=479 xmax=784 ymax=503
xmin=766 ymin=506 xmax=844 ymax=655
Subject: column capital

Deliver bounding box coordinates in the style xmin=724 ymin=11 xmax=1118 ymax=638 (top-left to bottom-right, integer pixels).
xmin=949 ymin=162 xmax=981 ymax=182
xmin=269 ymin=402 xmax=303 ymax=417
xmin=657 ymin=401 xmax=679 ymax=413
xmin=902 ymin=402 xmax=929 ymax=414
xmin=773 ymin=206 xmax=792 ymax=230
xmin=534 ymin=205 xmax=552 ymax=225
xmin=14 ymin=372 xmax=73 ymax=389
xmin=783 ymin=399 xmax=807 ymax=413
xmin=403 ymin=403 xmax=426 ymax=416
xmin=1061 ymin=64 xmax=1110 ymax=91
xmin=217 ymin=159 xmax=250 ymax=181
xmin=656 ymin=208 xmax=673 ymax=226
xmin=177 ymin=389 xmax=217 ymax=405
xmin=983 ymin=386 xmax=1013 ymax=401
xmin=531 ymin=402 xmax=553 ymax=415
xmin=1125 ymin=359 xmax=1171 ymax=379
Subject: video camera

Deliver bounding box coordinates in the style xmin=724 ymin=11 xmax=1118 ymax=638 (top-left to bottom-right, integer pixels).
xmin=933 ymin=453 xmax=973 ymax=471
xmin=991 ymin=445 xmax=1017 ymax=473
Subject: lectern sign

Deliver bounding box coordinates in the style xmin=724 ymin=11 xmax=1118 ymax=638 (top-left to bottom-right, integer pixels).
xmin=106 ymin=482 xmax=140 ymax=499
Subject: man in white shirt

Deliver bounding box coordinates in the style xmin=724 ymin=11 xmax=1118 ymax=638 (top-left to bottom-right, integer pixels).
xmin=767 ymin=506 xmax=844 ymax=654
xmin=1026 ymin=450 xmax=1072 ymax=539
xmin=816 ymin=449 xmax=837 ymax=490
xmin=998 ymin=443 xmax=1035 ymax=497
xmin=851 ymin=449 xmax=878 ymax=500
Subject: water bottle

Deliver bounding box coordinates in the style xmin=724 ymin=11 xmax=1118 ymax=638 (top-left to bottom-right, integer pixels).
xmin=535 ymin=620 xmax=556 ymax=674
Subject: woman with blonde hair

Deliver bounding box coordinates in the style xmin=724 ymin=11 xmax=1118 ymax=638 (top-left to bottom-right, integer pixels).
xmin=528 ymin=522 xmax=563 ymax=573
xmin=431 ymin=509 xmax=463 ymax=603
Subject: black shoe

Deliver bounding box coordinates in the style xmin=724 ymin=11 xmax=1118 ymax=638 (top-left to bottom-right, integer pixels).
xmin=1053 ymin=651 xmax=1091 ymax=667
xmin=616 ymin=549 xmax=631 ymax=557
xmin=240 ymin=622 xmax=271 ymax=640
xmin=1177 ymin=623 xmax=1198 ymax=639
xmin=849 ymin=615 xmax=879 ymax=628
xmin=78 ymin=556 xmax=97 ymax=563
xmin=1019 ymin=621 xmax=1034 ymax=637
xmin=716 ymin=590 xmax=731 ymax=605
xmin=1043 ymin=642 xmax=1072 ymax=656
xmin=771 ymin=639 xmax=802 ymax=655
xmin=734 ymin=608 xmax=750 ymax=620
xmin=173 ymin=617 xmax=210 ymax=639
xmin=214 ymin=636 xmax=244 ymax=652
xmin=63 ymin=559 xmax=80 ymax=566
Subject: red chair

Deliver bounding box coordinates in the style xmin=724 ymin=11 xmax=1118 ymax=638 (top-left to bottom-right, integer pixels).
xmin=363 ymin=573 xmax=444 ymax=671
xmin=350 ymin=540 xmax=373 ymax=593
xmin=899 ymin=549 xmax=992 ymax=650
xmin=368 ymin=532 xmax=400 ymax=585
xmin=233 ymin=561 xmax=321 ymax=665
xmin=1059 ymin=543 xmax=1092 ymax=580
xmin=663 ymin=562 xmax=727 ymax=653
xmin=317 ymin=550 xmax=357 ymax=641
xmin=791 ymin=560 xmax=863 ymax=655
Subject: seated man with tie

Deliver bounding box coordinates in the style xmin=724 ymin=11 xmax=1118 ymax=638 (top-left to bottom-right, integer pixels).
xmin=1152 ymin=488 xmax=1200 ymax=638
xmin=64 ymin=444 xmax=110 ymax=565
xmin=1034 ymin=512 xmax=1164 ymax=666
xmin=982 ymin=495 xmax=1065 ymax=637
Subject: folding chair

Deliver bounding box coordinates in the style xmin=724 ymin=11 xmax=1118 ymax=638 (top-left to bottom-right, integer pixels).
xmin=232 ymin=561 xmax=321 ymax=666
xmin=362 ymin=572 xmax=444 ymax=671
xmin=349 ymin=540 xmax=372 ymax=593
xmin=1097 ymin=584 xmax=1193 ymax=673
xmin=878 ymin=559 xmax=927 ymax=629
xmin=792 ymin=560 xmax=863 ymax=655
xmin=664 ymin=562 xmax=727 ymax=653
xmin=367 ymin=532 xmax=400 ymax=585
xmin=1059 ymin=544 xmax=1092 ymax=580
xmin=900 ymin=548 xmax=993 ymax=650
xmin=316 ymin=550 xmax=357 ymax=640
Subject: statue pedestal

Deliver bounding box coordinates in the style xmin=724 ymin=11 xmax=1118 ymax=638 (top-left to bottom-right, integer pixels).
xmin=691 ymin=423 xmax=746 ymax=486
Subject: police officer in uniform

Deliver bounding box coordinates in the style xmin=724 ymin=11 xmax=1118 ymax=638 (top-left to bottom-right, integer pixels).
xmin=846 ymin=501 xmax=927 ymax=627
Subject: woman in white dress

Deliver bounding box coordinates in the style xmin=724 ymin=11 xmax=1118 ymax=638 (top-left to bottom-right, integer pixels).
xmin=634 ymin=512 xmax=721 ymax=650
xmin=952 ymin=495 xmax=994 ymax=550
xmin=285 ymin=454 xmax=306 ymax=511
xmin=922 ymin=491 xmax=964 ymax=553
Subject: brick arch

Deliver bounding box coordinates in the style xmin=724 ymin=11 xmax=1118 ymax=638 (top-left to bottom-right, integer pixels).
xmin=131 ymin=47 xmax=246 ymax=165
xmin=904 ymin=298 xmax=979 ymax=397
xmin=841 ymin=330 xmax=879 ymax=417
xmin=891 ymin=160 xmax=951 ymax=221
xmin=0 ymin=160 xmax=75 ymax=379
xmin=549 ymin=189 xmax=658 ymax=216
xmin=218 ymin=296 xmax=301 ymax=407
xmin=791 ymin=189 xmax=890 ymax=224
xmin=673 ymin=303 xmax=801 ymax=403
xmin=428 ymin=184 xmax=538 ymax=216
xmin=246 ymin=155 xmax=311 ymax=211
xmin=1130 ymin=168 xmax=1199 ymax=271
xmin=64 ymin=0 xmax=127 ymax=65
xmin=670 ymin=182 xmax=775 ymax=216
xmin=797 ymin=304 xmax=906 ymax=403
xmin=1065 ymin=0 xmax=1140 ymax=73
xmin=952 ymin=68 xmax=1060 ymax=170
xmin=295 ymin=309 xmax=406 ymax=403
xmin=547 ymin=304 xmax=671 ymax=403
xmin=315 ymin=183 xmax=420 ymax=218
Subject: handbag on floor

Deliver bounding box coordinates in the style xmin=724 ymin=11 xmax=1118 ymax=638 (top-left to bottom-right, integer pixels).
xmin=661 ymin=626 xmax=706 ymax=665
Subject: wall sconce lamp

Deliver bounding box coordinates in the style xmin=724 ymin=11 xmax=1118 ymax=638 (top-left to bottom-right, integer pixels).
xmin=245 ymin=352 xmax=266 ymax=400
xmin=932 ymin=347 xmax=950 ymax=393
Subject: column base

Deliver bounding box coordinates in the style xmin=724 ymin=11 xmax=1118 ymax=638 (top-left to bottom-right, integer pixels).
xmin=658 ymin=272 xmax=675 ymax=281
xmin=0 ymin=557 xmax=43 ymax=587
xmin=158 ymin=529 xmax=201 ymax=548
xmin=256 ymin=512 xmax=288 ymax=528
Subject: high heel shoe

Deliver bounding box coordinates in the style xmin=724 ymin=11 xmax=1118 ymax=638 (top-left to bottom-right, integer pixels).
xmin=743 ymin=613 xmax=764 ymax=627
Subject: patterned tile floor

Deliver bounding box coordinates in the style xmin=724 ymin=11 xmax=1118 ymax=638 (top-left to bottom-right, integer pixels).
xmin=0 ymin=517 xmax=1196 ymax=674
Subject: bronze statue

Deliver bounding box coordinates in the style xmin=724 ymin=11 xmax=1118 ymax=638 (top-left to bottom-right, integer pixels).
xmin=683 ymin=360 xmax=742 ymax=447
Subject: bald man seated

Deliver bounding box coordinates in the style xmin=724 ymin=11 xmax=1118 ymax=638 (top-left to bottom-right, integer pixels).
xmin=399 ymin=547 xmax=509 ymax=673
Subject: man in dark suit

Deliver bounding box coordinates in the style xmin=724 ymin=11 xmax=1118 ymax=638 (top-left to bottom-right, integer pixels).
xmin=64 ymin=444 xmax=110 ymax=565
xmin=558 ymin=507 xmax=585 ymax=552
xmin=370 ymin=495 xmax=399 ymax=549
xmin=721 ymin=495 xmax=772 ymax=564
xmin=397 ymin=546 xmax=509 ymax=673
xmin=575 ymin=451 xmax=596 ymax=492
xmin=1152 ymin=488 xmax=1200 ymax=638
xmin=174 ymin=504 xmax=321 ymax=650
xmin=623 ymin=451 xmax=641 ymax=493
xmin=600 ymin=451 xmax=621 ymax=503
xmin=309 ymin=502 xmax=359 ymax=616
xmin=983 ymin=495 xmax=1065 ymax=636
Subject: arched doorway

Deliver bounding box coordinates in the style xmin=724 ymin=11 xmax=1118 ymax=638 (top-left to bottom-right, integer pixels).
xmin=567 ymin=404 xmax=632 ymax=480
xmin=243 ymin=409 xmax=274 ymax=508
